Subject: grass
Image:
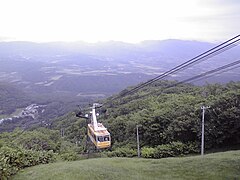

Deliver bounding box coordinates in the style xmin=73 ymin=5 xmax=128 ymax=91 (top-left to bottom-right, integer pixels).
xmin=13 ymin=150 xmax=240 ymax=180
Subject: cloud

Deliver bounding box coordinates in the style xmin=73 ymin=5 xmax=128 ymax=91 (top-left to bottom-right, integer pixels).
xmin=0 ymin=0 xmax=239 ymax=42
xmin=0 ymin=36 xmax=15 ymax=41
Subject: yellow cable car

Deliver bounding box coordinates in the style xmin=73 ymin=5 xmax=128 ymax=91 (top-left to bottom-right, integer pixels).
xmin=87 ymin=123 xmax=111 ymax=149
xmin=87 ymin=103 xmax=111 ymax=149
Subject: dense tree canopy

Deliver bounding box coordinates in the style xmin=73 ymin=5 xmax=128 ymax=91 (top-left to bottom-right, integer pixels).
xmin=1 ymin=80 xmax=240 ymax=157
xmin=101 ymin=81 xmax=240 ymax=150
xmin=40 ymin=81 xmax=240 ymax=152
xmin=1 ymin=80 xmax=240 ymax=178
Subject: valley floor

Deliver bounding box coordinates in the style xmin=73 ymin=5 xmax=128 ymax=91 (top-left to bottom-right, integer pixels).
xmin=13 ymin=150 xmax=240 ymax=180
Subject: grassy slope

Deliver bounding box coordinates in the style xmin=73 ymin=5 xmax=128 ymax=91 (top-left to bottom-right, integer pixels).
xmin=13 ymin=150 xmax=240 ymax=180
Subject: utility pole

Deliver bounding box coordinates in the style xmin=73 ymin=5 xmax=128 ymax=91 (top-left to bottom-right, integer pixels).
xmin=201 ymin=106 xmax=210 ymax=156
xmin=61 ymin=128 xmax=65 ymax=138
xmin=136 ymin=125 xmax=140 ymax=158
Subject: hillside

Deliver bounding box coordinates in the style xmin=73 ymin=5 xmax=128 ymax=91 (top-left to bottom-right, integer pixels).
xmin=1 ymin=40 xmax=240 ymax=179
xmin=0 ymin=82 xmax=92 ymax=132
xmin=1 ymin=81 xmax=240 ymax=179
xmin=13 ymin=150 xmax=240 ymax=180
xmin=50 ymin=81 xmax=240 ymax=153
xmin=0 ymin=82 xmax=30 ymax=116
xmin=0 ymin=39 xmax=239 ymax=131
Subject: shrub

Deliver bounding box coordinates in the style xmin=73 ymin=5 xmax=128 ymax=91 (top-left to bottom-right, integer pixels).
xmin=141 ymin=141 xmax=199 ymax=159
xmin=141 ymin=147 xmax=155 ymax=158
xmin=154 ymin=144 xmax=173 ymax=158
xmin=60 ymin=151 xmax=78 ymax=161
xmin=169 ymin=141 xmax=186 ymax=156
xmin=185 ymin=142 xmax=199 ymax=154
xmin=106 ymin=147 xmax=137 ymax=157
xmin=0 ymin=146 xmax=56 ymax=179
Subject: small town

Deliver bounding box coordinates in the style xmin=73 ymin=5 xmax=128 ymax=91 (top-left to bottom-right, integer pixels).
xmin=0 ymin=104 xmax=46 ymax=124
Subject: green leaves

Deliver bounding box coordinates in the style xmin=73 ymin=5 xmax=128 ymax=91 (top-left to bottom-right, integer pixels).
xmin=141 ymin=142 xmax=199 ymax=159
xmin=0 ymin=146 xmax=56 ymax=179
xmin=103 ymin=81 xmax=240 ymax=153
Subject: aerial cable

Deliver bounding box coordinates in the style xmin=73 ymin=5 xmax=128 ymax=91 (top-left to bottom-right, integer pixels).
xmin=112 ymin=59 xmax=240 ymax=103
xmin=148 ymin=59 xmax=240 ymax=98
xmin=165 ymin=59 xmax=240 ymax=88
xmin=123 ymin=37 xmax=240 ymax=96
xmin=114 ymin=35 xmax=240 ymax=99
xmin=98 ymin=35 xmax=240 ymax=108
xmin=130 ymin=35 xmax=240 ymax=92
xmin=189 ymin=64 xmax=240 ymax=84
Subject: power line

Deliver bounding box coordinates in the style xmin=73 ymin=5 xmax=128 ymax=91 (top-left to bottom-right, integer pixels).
xmin=145 ymin=59 xmax=240 ymax=97
xmin=187 ymin=64 xmax=240 ymax=84
xmin=160 ymin=59 xmax=240 ymax=98
xmin=122 ymin=37 xmax=240 ymax=96
xmin=113 ymin=35 xmax=240 ymax=99
xmin=107 ymin=59 xmax=240 ymax=104
xmin=166 ymin=59 xmax=240 ymax=88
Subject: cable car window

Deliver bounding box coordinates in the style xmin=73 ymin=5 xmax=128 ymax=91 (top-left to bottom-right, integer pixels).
xmin=104 ymin=136 xmax=109 ymax=141
xmin=97 ymin=136 xmax=104 ymax=142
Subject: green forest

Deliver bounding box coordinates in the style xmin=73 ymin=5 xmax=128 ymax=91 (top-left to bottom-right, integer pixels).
xmin=1 ymin=80 xmax=240 ymax=178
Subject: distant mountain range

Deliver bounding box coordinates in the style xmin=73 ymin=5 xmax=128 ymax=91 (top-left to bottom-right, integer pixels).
xmin=0 ymin=39 xmax=239 ymax=131
xmin=0 ymin=39 xmax=239 ymax=97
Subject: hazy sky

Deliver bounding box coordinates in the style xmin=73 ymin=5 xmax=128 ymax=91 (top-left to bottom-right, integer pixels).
xmin=0 ymin=0 xmax=239 ymax=43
